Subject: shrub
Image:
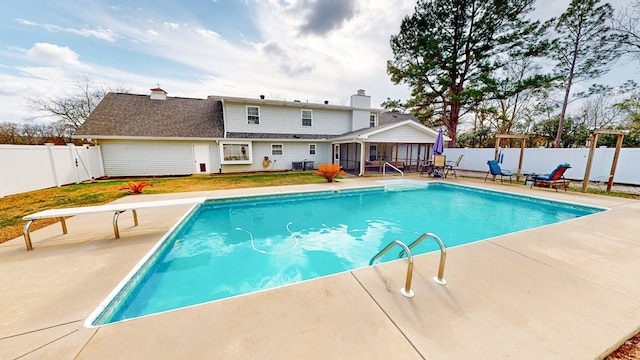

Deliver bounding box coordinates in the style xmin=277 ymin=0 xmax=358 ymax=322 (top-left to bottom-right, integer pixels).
xmin=119 ymin=181 xmax=150 ymax=194
xmin=314 ymin=163 xmax=346 ymax=183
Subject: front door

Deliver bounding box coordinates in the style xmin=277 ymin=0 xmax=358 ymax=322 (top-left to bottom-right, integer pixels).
xmin=193 ymin=144 xmax=211 ymax=174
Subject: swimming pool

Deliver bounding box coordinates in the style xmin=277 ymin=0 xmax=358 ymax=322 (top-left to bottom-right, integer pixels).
xmin=87 ymin=181 xmax=604 ymax=326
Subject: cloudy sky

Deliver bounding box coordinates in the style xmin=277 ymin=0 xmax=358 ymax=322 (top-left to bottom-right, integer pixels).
xmin=0 ymin=0 xmax=637 ymax=123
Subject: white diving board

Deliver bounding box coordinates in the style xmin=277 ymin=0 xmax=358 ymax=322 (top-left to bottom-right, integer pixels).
xmin=22 ymin=197 xmax=207 ymax=251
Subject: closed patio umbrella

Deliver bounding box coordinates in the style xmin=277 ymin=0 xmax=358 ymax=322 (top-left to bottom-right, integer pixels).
xmin=430 ymin=128 xmax=446 ymax=177
xmin=433 ymin=128 xmax=444 ymax=155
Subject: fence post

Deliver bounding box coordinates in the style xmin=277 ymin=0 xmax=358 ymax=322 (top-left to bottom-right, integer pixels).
xmin=67 ymin=143 xmax=81 ymax=184
xmin=46 ymin=143 xmax=61 ymax=187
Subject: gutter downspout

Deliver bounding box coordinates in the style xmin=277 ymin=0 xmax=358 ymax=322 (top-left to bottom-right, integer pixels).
xmin=220 ymin=98 xmax=226 ymax=174
xmin=220 ymin=98 xmax=227 ymax=139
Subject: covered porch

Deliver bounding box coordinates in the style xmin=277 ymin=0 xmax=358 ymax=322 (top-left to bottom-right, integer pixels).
xmin=332 ymin=142 xmax=434 ymax=175
xmin=330 ymin=119 xmax=447 ymax=176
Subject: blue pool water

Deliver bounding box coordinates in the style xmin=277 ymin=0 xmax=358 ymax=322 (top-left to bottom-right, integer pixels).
xmin=89 ymin=182 xmax=603 ymax=326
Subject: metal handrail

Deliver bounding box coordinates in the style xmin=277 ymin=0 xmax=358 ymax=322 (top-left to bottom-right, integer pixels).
xmin=369 ymin=240 xmax=415 ymax=298
xmin=399 ymin=232 xmax=447 ymax=285
xmin=382 ymin=162 xmax=404 ymax=178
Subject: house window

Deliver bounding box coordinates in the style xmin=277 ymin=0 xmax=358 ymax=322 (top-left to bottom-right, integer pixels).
xmin=220 ymin=142 xmax=252 ymax=164
xmin=247 ymin=106 xmax=260 ymax=124
xmin=309 ymin=144 xmax=316 ymax=155
xmin=302 ymin=110 xmax=312 ymax=127
xmin=271 ymin=144 xmax=283 ymax=156
xmin=369 ymin=144 xmax=377 ymax=161
xmin=369 ymin=114 xmax=377 ymax=128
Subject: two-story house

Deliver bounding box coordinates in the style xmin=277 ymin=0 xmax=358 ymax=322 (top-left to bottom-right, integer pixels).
xmin=73 ymin=88 xmax=445 ymax=177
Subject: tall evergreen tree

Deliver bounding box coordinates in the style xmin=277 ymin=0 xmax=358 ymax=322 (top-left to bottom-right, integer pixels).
xmin=387 ymin=0 xmax=546 ymax=147
xmin=550 ymin=0 xmax=621 ymax=148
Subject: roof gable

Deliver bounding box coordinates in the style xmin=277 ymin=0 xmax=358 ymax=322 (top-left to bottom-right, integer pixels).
xmin=332 ymin=120 xmax=448 ymax=142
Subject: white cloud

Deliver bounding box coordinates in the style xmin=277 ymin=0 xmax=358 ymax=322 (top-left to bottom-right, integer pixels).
xmin=68 ymin=28 xmax=118 ymax=42
xmin=195 ymin=28 xmax=221 ymax=39
xmin=15 ymin=66 xmax=69 ymax=80
xmin=16 ymin=18 xmax=37 ymax=26
xmin=163 ymin=22 xmax=182 ymax=30
xmin=15 ymin=18 xmax=118 ymax=42
xmin=26 ymin=43 xmax=81 ymax=67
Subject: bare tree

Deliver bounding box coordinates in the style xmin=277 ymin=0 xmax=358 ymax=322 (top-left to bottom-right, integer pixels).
xmin=575 ymin=93 xmax=625 ymax=129
xmin=20 ymin=123 xmax=47 ymax=145
xmin=26 ymin=75 xmax=129 ymax=133
xmin=612 ymin=0 xmax=640 ymax=59
xmin=478 ymin=58 xmax=555 ymax=135
xmin=0 ymin=122 xmax=21 ymax=144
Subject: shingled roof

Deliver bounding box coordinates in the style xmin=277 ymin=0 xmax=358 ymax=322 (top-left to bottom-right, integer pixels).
xmin=379 ymin=112 xmax=420 ymax=125
xmin=73 ymin=93 xmax=224 ymax=139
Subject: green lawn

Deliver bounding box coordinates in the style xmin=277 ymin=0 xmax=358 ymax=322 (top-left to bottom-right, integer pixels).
xmin=0 ymin=172 xmax=327 ymax=244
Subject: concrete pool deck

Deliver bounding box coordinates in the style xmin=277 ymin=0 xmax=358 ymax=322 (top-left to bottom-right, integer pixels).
xmin=1 ymin=176 xmax=639 ymax=359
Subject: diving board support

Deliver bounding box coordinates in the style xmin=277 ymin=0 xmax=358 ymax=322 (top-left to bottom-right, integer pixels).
xmin=112 ymin=210 xmax=137 ymax=239
xmin=23 ymin=218 xmax=68 ymax=251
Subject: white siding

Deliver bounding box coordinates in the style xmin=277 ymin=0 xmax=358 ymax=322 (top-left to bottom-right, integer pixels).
xmin=100 ymin=140 xmax=218 ymax=177
xmin=220 ymin=141 xmax=332 ymax=173
xmin=367 ymin=126 xmax=436 ymax=143
xmin=224 ymin=103 xmax=352 ymax=135
xmin=351 ymin=109 xmax=370 ymax=131
xmin=209 ymin=142 xmax=221 ymax=173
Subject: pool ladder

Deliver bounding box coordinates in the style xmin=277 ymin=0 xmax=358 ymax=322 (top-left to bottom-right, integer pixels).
xmin=369 ymin=232 xmax=447 ymax=298
xmin=382 ymin=162 xmax=404 ymax=178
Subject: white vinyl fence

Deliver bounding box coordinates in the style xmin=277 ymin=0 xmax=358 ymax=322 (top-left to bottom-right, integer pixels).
xmin=0 ymin=144 xmax=105 ymax=197
xmin=442 ymin=147 xmax=640 ymax=185
xmin=2 ymin=144 xmax=639 ymax=197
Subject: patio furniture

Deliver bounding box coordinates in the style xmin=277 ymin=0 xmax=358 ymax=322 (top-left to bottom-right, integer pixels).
xmin=484 ymin=160 xmax=514 ymax=184
xmin=445 ymin=155 xmax=463 ymax=178
xmin=431 ymin=155 xmax=447 ymax=178
xmin=419 ymin=159 xmax=433 ymax=177
xmin=527 ymin=163 xmax=571 ymax=191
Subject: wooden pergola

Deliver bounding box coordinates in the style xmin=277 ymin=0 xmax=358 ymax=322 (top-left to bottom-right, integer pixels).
xmin=581 ymin=129 xmax=629 ymax=193
xmin=494 ymin=134 xmax=528 ymax=182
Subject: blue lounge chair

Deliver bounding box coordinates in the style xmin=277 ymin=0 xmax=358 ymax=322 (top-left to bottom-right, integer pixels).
xmin=527 ymin=163 xmax=571 ymax=191
xmin=484 ymin=160 xmax=514 ymax=184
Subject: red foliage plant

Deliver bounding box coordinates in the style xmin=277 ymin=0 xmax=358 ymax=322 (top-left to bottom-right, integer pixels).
xmin=119 ymin=181 xmax=150 ymax=194
xmin=314 ymin=163 xmax=346 ymax=183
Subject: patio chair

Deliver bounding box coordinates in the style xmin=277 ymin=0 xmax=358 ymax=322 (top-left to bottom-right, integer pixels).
xmin=484 ymin=160 xmax=514 ymax=184
xmin=419 ymin=158 xmax=433 ymax=177
xmin=527 ymin=163 xmax=571 ymax=191
xmin=445 ymin=155 xmax=463 ymax=178
xmin=432 ymin=155 xmax=446 ymax=177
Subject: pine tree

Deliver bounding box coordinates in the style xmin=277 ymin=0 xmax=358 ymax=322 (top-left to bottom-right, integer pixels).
xmin=387 ymin=0 xmax=546 ymax=147
xmin=550 ymin=0 xmax=621 ymax=148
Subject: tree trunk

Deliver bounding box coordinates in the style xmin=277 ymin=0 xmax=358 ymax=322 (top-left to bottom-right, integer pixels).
xmin=555 ymin=72 xmax=574 ymax=148
xmin=448 ymin=102 xmax=460 ymax=147
xmin=555 ymin=22 xmax=581 ymax=148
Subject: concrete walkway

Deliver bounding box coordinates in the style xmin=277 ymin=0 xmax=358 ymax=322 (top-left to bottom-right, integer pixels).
xmin=1 ymin=176 xmax=639 ymax=359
